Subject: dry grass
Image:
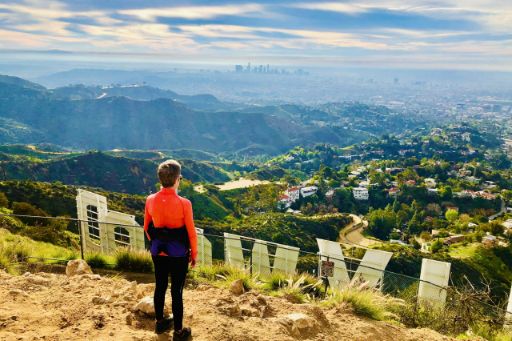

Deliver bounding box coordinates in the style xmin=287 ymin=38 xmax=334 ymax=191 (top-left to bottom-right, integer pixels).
xmin=323 ymin=281 xmax=405 ymax=321
xmin=114 ymin=247 xmax=153 ymax=273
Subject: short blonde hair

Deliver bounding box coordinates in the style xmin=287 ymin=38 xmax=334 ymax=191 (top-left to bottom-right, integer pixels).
xmin=157 ymin=160 xmax=181 ymax=188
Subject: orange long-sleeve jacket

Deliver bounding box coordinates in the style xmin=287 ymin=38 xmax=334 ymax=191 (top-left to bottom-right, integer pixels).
xmin=144 ymin=187 xmax=198 ymax=260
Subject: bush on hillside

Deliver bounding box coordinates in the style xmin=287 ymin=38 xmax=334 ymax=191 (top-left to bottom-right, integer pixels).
xmin=324 ymin=283 xmax=404 ymax=321
xmin=115 ymin=248 xmax=153 ymax=273
xmin=21 ymin=219 xmax=78 ymax=248
xmin=12 ymin=201 xmax=49 ymax=226
xmin=85 ymin=252 xmax=111 ymax=269
xmin=0 ymin=192 xmax=8 ymax=208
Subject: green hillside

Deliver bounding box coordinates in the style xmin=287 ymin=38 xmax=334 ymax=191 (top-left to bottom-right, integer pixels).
xmin=0 ymin=151 xmax=230 ymax=194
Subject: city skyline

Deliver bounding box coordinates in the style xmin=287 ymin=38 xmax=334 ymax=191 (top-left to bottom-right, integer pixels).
xmin=0 ymin=0 xmax=511 ymax=71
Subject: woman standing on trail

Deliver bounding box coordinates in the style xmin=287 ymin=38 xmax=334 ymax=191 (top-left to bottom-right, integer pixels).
xmin=144 ymin=160 xmax=197 ymax=340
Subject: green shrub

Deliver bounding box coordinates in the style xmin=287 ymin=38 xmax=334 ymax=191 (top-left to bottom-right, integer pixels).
xmin=85 ymin=252 xmax=110 ymax=269
xmin=280 ymin=286 xmax=308 ymax=303
xmin=0 ymin=208 xmax=25 ymax=233
xmin=191 ymin=263 xmax=256 ymax=291
xmin=115 ymin=248 xmax=153 ymax=273
xmin=324 ymin=283 xmax=404 ymax=321
xmin=0 ymin=227 xmax=77 ymax=262
xmin=0 ymin=253 xmax=12 ymax=273
xmin=279 ymin=275 xmax=323 ymax=303
xmin=261 ymin=271 xmax=288 ymax=291
xmin=0 ymin=192 xmax=8 ymax=208
xmin=493 ymin=331 xmax=512 ymax=341
xmin=397 ymin=280 xmax=508 ymax=338
xmin=222 ymin=269 xmax=255 ymax=291
xmin=193 ymin=263 xmax=238 ymax=281
xmin=296 ymin=254 xmax=318 ymax=274
xmin=466 ymin=323 xmax=512 ymax=341
xmin=2 ymin=242 xmax=29 ymax=263
xmin=262 ymin=274 xmax=323 ymax=303
xmin=12 ymin=202 xmax=49 ymax=226
xmin=20 ymin=219 xmax=79 ymax=248
xmin=0 ymin=241 xmax=24 ymax=274
xmin=291 ymin=273 xmax=325 ymax=297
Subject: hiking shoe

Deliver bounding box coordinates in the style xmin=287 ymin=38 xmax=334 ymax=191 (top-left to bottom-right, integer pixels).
xmin=173 ymin=327 xmax=191 ymax=341
xmin=155 ymin=316 xmax=173 ymax=334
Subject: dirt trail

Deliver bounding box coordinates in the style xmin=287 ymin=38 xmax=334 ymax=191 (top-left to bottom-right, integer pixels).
xmin=215 ymin=178 xmax=272 ymax=191
xmin=339 ymin=214 xmax=379 ymax=247
xmin=0 ymin=270 xmax=456 ymax=341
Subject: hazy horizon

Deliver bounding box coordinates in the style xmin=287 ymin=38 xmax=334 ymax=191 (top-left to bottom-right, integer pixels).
xmin=1 ymin=0 xmax=511 ymax=73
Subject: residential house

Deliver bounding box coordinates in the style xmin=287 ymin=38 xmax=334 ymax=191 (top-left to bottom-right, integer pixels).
xmin=424 ymin=178 xmax=437 ymax=188
xmin=325 ymin=189 xmax=335 ymax=201
xmin=388 ymin=187 xmax=400 ymax=198
xmin=421 ymin=242 xmax=432 ymax=253
xmin=287 ymin=186 xmax=301 ymax=202
xmin=300 ymin=186 xmax=318 ymax=198
xmin=444 ymin=234 xmax=465 ymax=245
xmin=501 ymin=219 xmax=512 ymax=230
xmin=278 ymin=194 xmax=293 ymax=209
xmin=427 ymin=188 xmax=439 ymax=196
xmin=482 ymin=234 xmax=497 ymax=247
xmin=353 ymin=187 xmax=369 ymax=201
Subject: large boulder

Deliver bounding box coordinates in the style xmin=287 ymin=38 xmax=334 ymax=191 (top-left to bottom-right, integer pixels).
xmin=65 ymin=259 xmax=93 ymax=277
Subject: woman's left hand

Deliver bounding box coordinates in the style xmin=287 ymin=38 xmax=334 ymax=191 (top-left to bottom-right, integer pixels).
xmin=189 ymin=254 xmax=196 ymax=268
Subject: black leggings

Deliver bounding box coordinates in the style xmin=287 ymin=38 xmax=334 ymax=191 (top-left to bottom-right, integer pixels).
xmin=152 ymin=256 xmax=189 ymax=330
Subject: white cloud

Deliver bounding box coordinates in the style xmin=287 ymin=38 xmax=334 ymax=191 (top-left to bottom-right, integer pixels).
xmin=291 ymin=2 xmax=367 ymax=15
xmin=118 ymin=4 xmax=265 ymax=21
xmin=0 ymin=0 xmax=510 ymax=70
xmin=292 ymin=1 xmax=512 ymax=32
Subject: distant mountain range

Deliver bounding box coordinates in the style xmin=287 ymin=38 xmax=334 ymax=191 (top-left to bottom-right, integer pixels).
xmin=0 ymin=74 xmax=427 ymax=155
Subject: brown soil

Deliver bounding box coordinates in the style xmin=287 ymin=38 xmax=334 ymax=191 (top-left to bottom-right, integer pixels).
xmin=0 ymin=270 xmax=459 ymax=341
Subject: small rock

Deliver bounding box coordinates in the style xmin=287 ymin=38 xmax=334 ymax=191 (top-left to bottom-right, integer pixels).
xmin=220 ymin=303 xmax=241 ymax=318
xmin=26 ymin=275 xmax=51 ymax=286
xmin=83 ymin=274 xmax=102 ymax=281
xmin=92 ymin=296 xmax=109 ymax=305
xmin=8 ymin=289 xmax=29 ymax=297
xmin=132 ymin=296 xmax=156 ymax=316
xmin=279 ymin=312 xmax=319 ymax=338
xmin=93 ymin=314 xmax=106 ymax=329
xmin=240 ymin=306 xmax=259 ymax=317
xmin=123 ymin=294 xmax=135 ymax=302
xmin=304 ymin=305 xmax=329 ymax=327
xmin=229 ymin=279 xmax=245 ymax=296
xmin=113 ymin=301 xmax=130 ymax=307
xmin=66 ymin=259 xmax=93 ymax=277
xmin=257 ymin=296 xmax=267 ymax=306
xmin=196 ymin=284 xmax=210 ymax=291
xmin=125 ymin=313 xmax=132 ymax=326
xmin=259 ymin=305 xmax=272 ymax=318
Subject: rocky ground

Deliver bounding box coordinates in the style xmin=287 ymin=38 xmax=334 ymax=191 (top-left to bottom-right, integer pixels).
xmin=0 ymin=263 xmax=458 ymax=341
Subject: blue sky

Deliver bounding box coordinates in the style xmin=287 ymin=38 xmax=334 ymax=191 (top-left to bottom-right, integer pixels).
xmin=0 ymin=0 xmax=511 ymax=70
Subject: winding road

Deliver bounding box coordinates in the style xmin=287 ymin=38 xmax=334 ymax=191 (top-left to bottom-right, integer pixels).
xmin=339 ymin=214 xmax=379 ymax=247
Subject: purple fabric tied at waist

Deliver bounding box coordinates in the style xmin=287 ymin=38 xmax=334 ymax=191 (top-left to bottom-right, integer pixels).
xmin=149 ymin=224 xmax=190 ymax=257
